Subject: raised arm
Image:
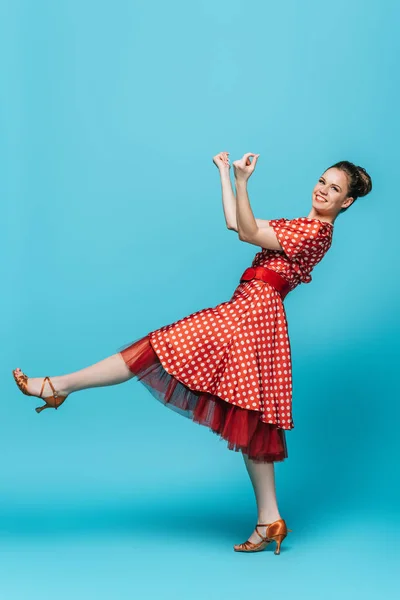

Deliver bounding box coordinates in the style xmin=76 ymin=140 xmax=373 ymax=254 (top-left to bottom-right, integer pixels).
xmin=213 ymin=151 xmax=237 ymax=229
xmin=233 ymin=152 xmax=283 ymax=251
xmin=213 ymin=151 xmax=272 ymax=233
xmin=220 ymin=167 xmax=237 ymax=230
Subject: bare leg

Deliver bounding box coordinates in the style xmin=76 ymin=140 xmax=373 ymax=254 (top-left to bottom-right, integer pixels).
xmin=242 ymin=453 xmax=282 ymax=544
xmin=17 ymin=352 xmax=134 ymax=398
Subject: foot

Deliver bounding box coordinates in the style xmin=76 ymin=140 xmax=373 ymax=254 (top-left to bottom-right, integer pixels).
xmin=242 ymin=515 xmax=282 ymax=545
xmin=13 ymin=368 xmax=69 ymax=399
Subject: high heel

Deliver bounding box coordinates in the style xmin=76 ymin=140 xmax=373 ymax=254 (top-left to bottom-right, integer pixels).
xmin=12 ymin=369 xmax=68 ymax=413
xmin=233 ymin=518 xmax=292 ymax=554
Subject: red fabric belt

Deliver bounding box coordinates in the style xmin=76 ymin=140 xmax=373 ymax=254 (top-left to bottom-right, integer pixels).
xmin=240 ymin=266 xmax=291 ymax=300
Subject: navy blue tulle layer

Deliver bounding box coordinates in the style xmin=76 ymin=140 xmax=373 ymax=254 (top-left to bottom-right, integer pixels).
xmin=117 ymin=334 xmax=288 ymax=463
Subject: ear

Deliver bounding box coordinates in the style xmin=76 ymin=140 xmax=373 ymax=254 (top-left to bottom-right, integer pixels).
xmin=342 ymin=196 xmax=355 ymax=209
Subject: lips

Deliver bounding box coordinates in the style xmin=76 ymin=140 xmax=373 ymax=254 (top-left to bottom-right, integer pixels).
xmin=316 ymin=194 xmax=327 ymax=202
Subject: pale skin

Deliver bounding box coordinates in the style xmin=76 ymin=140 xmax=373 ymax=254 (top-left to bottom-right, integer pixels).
xmin=14 ymin=151 xmax=355 ymax=546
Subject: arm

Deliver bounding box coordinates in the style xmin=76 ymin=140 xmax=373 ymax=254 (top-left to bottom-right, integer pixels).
xmin=218 ymin=165 xmax=272 ymax=231
xmin=235 ymin=179 xmax=283 ymax=251
xmin=214 ymin=151 xmax=280 ymax=249
xmin=214 ymin=151 xmax=271 ymax=231
xmin=219 ymin=168 xmax=237 ymax=230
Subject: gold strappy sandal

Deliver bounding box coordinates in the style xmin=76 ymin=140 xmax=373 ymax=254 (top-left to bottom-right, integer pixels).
xmin=233 ymin=518 xmax=292 ymax=555
xmin=12 ymin=369 xmax=68 ymax=413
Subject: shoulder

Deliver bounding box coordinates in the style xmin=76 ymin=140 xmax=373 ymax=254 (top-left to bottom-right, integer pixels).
xmin=272 ymin=216 xmax=333 ymax=236
xmin=267 ymin=216 xmax=333 ymax=259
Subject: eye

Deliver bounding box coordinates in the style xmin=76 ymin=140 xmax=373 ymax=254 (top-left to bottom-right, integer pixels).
xmin=319 ymin=178 xmax=340 ymax=192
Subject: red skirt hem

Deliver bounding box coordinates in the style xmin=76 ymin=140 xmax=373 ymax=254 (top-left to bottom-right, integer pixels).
xmin=118 ymin=334 xmax=288 ymax=463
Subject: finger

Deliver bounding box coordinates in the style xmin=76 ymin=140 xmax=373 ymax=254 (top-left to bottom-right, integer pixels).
xmin=242 ymin=152 xmax=257 ymax=161
xmin=248 ymin=154 xmax=260 ymax=169
xmin=242 ymin=152 xmax=257 ymax=167
xmin=251 ymin=155 xmax=259 ymax=169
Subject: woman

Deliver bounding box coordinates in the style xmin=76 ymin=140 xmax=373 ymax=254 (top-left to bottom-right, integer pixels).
xmin=12 ymin=151 xmax=372 ymax=555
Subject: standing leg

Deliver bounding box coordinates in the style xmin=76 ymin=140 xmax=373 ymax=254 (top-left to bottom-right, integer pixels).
xmin=15 ymin=352 xmax=134 ymax=399
xmin=241 ymin=453 xmax=282 ymax=544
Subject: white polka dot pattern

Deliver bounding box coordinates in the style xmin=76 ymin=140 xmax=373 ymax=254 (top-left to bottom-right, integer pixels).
xmin=259 ymin=217 xmax=334 ymax=285
xmin=148 ymin=217 xmax=334 ymax=430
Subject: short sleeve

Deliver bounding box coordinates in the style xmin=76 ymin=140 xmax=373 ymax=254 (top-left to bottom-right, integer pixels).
xmin=269 ymin=217 xmax=331 ymax=261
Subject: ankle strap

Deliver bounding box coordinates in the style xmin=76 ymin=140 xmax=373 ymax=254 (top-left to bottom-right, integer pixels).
xmin=256 ymin=520 xmax=283 ymax=527
xmin=40 ymin=376 xmax=56 ymax=398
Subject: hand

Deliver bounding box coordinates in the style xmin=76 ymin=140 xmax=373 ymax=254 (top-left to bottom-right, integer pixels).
xmin=232 ymin=152 xmax=260 ymax=183
xmin=212 ymin=151 xmax=230 ymax=171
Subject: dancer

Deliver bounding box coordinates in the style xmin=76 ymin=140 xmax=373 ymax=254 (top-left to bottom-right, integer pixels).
xmin=13 ymin=151 xmax=372 ymax=554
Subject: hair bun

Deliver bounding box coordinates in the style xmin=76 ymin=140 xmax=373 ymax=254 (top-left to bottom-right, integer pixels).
xmin=356 ymin=165 xmax=372 ymax=197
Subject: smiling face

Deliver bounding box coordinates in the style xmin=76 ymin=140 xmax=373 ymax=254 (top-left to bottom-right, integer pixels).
xmin=311 ymin=167 xmax=355 ymax=222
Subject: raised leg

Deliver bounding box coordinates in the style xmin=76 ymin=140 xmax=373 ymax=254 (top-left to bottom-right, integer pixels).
xmin=18 ymin=352 xmax=134 ymax=399
xmin=58 ymin=352 xmax=134 ymax=395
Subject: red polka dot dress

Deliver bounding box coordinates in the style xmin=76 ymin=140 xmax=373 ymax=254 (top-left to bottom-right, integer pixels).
xmin=119 ymin=217 xmax=334 ymax=462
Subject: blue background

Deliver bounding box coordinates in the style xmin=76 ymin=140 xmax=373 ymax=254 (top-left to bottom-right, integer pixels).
xmin=2 ymin=0 xmax=399 ymax=598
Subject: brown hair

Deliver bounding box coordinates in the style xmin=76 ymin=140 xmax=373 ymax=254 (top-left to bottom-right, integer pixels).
xmin=326 ymin=160 xmax=372 ymax=213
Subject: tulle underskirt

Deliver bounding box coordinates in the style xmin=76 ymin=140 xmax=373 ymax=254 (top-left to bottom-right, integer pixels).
xmin=118 ymin=334 xmax=288 ymax=463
